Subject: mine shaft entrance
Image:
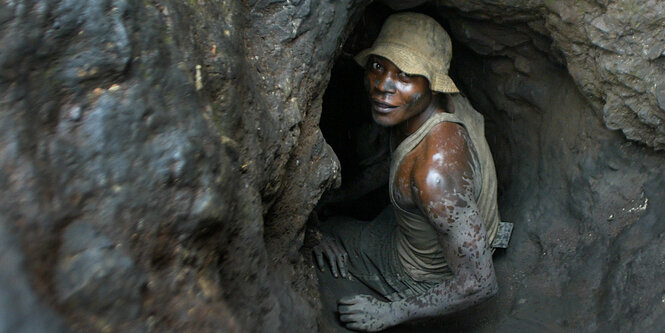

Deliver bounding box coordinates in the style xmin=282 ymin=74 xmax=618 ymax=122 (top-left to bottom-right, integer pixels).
xmin=317 ymin=4 xmax=392 ymax=221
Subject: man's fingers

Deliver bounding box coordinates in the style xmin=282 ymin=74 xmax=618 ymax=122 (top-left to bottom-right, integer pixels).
xmin=338 ymin=254 xmax=348 ymax=279
xmin=338 ymin=304 xmax=361 ymax=314
xmin=338 ymin=297 xmax=353 ymax=305
xmin=321 ymin=242 xmax=339 ymax=278
xmin=329 ymin=241 xmax=349 ymax=278
xmin=338 ymin=295 xmax=365 ymax=304
xmin=345 ymin=322 xmax=365 ymax=331
xmin=339 ymin=314 xmax=361 ymax=323
xmin=315 ymin=235 xmax=349 ymax=279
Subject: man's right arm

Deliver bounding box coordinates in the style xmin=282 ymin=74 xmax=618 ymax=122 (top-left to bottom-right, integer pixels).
xmin=320 ymin=154 xmax=389 ymax=205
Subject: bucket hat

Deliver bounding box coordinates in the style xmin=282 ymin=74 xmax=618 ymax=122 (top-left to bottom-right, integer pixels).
xmin=355 ymin=12 xmax=459 ymax=93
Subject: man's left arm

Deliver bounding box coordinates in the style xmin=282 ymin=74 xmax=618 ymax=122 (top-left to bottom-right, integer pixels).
xmin=392 ymin=174 xmax=498 ymax=320
xmin=338 ymin=124 xmax=497 ymax=331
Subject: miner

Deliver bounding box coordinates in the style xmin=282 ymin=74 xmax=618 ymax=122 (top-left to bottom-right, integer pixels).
xmin=314 ymin=12 xmax=502 ymax=331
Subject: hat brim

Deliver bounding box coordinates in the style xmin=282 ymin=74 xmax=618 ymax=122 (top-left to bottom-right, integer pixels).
xmin=354 ymin=43 xmax=459 ymax=94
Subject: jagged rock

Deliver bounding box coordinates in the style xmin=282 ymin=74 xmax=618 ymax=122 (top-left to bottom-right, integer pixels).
xmin=438 ymin=0 xmax=665 ymax=149
xmin=56 ymin=222 xmax=145 ymax=324
xmin=0 ymin=0 xmax=365 ymax=332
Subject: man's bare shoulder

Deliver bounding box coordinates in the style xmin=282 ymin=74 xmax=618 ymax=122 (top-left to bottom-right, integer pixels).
xmin=411 ymin=120 xmax=478 ymax=230
xmin=408 ymin=120 xmax=475 ymax=213
xmin=419 ymin=120 xmax=473 ymax=176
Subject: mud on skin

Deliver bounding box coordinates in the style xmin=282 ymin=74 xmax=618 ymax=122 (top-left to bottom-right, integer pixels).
xmin=316 ymin=49 xmax=498 ymax=330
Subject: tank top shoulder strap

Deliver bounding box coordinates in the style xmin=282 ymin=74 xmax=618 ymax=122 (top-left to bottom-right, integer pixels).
xmin=389 ymin=112 xmax=466 ymax=205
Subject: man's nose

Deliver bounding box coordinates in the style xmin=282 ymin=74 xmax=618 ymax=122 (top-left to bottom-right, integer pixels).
xmin=375 ymin=73 xmax=396 ymax=94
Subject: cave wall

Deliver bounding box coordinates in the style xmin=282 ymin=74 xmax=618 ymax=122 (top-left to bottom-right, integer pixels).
xmin=0 ymin=0 xmax=365 ymax=331
xmin=439 ymin=0 xmax=665 ymax=150
xmin=435 ymin=8 xmax=665 ymax=331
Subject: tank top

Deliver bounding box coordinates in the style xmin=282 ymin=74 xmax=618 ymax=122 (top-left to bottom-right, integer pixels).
xmin=389 ymin=94 xmax=501 ymax=282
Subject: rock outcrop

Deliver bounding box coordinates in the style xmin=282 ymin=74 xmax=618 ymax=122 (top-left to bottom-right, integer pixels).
xmin=0 ymin=0 xmax=363 ymax=331
xmin=439 ymin=0 xmax=665 ymax=149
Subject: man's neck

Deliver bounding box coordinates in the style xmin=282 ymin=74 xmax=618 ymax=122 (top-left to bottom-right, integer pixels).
xmin=395 ymin=94 xmax=443 ymax=139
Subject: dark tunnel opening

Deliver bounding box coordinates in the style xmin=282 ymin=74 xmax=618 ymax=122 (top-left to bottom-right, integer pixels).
xmin=317 ymin=4 xmax=393 ymax=221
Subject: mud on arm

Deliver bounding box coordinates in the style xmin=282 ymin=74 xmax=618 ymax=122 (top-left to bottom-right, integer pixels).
xmin=337 ymin=181 xmax=498 ymax=331
xmin=337 ymin=124 xmax=498 ymax=332
xmin=392 ymin=179 xmax=498 ymax=322
xmin=391 ymin=126 xmax=498 ymax=322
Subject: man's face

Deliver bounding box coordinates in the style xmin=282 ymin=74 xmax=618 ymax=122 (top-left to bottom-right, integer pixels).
xmin=364 ymin=55 xmax=433 ymax=127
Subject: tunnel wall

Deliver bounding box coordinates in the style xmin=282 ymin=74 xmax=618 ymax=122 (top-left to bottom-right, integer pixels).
xmin=436 ymin=5 xmax=665 ymax=330
xmin=439 ymin=0 xmax=665 ymax=150
xmin=0 ymin=0 xmax=366 ymax=331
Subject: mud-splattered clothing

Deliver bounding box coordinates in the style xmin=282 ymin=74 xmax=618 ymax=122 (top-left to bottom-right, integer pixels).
xmin=390 ymin=94 xmax=501 ymax=283
xmin=320 ymin=94 xmax=500 ymax=301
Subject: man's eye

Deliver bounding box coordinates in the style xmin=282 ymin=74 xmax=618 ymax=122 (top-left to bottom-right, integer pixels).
xmin=371 ymin=62 xmax=382 ymax=71
xmin=399 ymin=72 xmax=410 ymax=80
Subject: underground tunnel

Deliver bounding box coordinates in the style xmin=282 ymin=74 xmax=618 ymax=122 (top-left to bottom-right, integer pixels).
xmin=315 ymin=1 xmax=665 ymax=331
xmin=1 ymin=0 xmax=664 ymax=332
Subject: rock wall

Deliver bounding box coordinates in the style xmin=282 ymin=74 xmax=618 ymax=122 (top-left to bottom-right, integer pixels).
xmin=439 ymin=0 xmax=665 ymax=149
xmin=0 ymin=0 xmax=364 ymax=331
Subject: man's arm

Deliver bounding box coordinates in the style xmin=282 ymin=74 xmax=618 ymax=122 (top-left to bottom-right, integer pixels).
xmin=319 ymin=154 xmax=390 ymax=205
xmin=393 ymin=122 xmax=496 ymax=321
xmin=338 ymin=123 xmax=497 ymax=331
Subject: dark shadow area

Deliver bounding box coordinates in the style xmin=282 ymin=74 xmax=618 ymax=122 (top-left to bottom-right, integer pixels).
xmin=317 ymin=3 xmax=394 ymax=221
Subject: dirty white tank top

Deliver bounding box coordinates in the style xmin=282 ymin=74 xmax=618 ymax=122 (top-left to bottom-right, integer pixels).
xmin=389 ymin=94 xmax=500 ymax=282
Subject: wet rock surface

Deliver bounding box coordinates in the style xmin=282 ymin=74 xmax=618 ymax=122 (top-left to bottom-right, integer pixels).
xmin=0 ymin=0 xmax=664 ymax=332
xmin=1 ymin=0 xmax=363 ymax=331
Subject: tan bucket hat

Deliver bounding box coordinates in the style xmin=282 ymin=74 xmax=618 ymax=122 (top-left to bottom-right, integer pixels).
xmin=355 ymin=12 xmax=459 ymax=93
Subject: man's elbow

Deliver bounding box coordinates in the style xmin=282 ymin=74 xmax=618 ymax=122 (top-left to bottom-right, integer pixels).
xmin=464 ymin=276 xmax=498 ymax=304
xmin=476 ymin=277 xmax=498 ymax=303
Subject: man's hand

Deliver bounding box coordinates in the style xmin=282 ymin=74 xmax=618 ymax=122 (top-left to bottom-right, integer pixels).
xmin=338 ymin=295 xmax=401 ymax=332
xmin=313 ymin=234 xmax=349 ymax=278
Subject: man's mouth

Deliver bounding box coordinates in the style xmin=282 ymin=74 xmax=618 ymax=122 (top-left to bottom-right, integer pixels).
xmin=371 ymin=100 xmax=398 ymax=114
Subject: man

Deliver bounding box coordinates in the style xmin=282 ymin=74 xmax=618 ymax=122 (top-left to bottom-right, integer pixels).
xmin=314 ymin=12 xmax=501 ymax=332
